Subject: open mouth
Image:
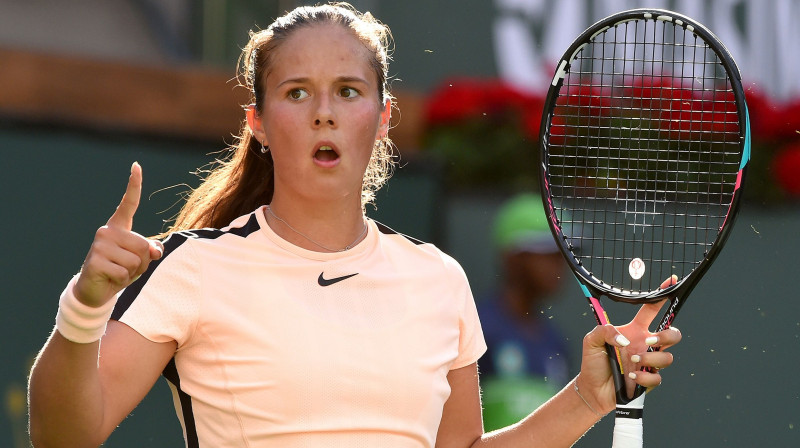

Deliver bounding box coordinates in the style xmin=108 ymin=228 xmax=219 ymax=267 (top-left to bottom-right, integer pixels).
xmin=314 ymin=145 xmax=339 ymax=162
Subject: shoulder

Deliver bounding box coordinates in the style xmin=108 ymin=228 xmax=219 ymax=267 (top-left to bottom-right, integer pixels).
xmin=128 ymin=210 xmax=263 ymax=284
xmin=168 ymin=211 xmax=262 ymax=243
xmin=161 ymin=210 xmax=263 ymax=252
xmin=373 ymin=220 xmax=466 ymax=277
xmin=373 ymin=220 xmax=426 ymax=246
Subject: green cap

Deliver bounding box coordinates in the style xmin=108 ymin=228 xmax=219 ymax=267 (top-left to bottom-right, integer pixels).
xmin=492 ymin=193 xmax=558 ymax=253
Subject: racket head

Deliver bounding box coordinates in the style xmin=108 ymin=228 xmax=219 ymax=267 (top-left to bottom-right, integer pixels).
xmin=539 ymin=8 xmax=750 ymax=305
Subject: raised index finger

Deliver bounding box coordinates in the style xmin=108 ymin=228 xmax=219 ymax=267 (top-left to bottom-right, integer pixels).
xmin=107 ymin=162 xmax=142 ymax=230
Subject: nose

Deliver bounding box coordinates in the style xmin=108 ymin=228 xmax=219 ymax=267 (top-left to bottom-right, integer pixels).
xmin=313 ymin=94 xmax=336 ymax=128
xmin=314 ymin=117 xmax=335 ymax=127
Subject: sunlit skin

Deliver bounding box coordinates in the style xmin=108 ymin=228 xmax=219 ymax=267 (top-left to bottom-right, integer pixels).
xmin=246 ymin=23 xmax=390 ymax=251
xmin=28 ymin=16 xmax=683 ymax=448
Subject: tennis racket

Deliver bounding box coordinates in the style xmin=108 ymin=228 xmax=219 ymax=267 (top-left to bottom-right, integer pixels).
xmin=537 ymin=9 xmax=750 ymax=447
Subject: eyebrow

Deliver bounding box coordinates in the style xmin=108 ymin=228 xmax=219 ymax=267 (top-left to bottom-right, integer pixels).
xmin=276 ymin=76 xmax=370 ymax=88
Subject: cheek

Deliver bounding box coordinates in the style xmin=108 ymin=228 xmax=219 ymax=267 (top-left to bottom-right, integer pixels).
xmin=264 ymin=105 xmax=303 ymax=143
xmin=351 ymin=104 xmax=383 ymax=146
xmin=261 ymin=106 xmax=307 ymax=175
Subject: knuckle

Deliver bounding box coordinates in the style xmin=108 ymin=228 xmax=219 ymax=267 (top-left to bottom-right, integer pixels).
xmin=108 ymin=264 xmax=130 ymax=284
xmin=88 ymin=240 xmax=110 ymax=259
xmin=643 ymin=372 xmax=662 ymax=387
xmin=95 ymin=225 xmax=111 ymax=238
xmin=129 ymin=238 xmax=147 ymax=255
xmin=583 ymin=326 xmax=601 ymax=344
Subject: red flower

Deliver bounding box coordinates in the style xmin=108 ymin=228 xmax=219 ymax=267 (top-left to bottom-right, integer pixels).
xmin=558 ymin=84 xmax=613 ymax=117
xmin=619 ymin=77 xmax=739 ymax=140
xmin=520 ymin=95 xmax=545 ymax=139
xmin=424 ymin=78 xmax=544 ymax=137
xmin=745 ymin=87 xmax=800 ymax=141
xmin=424 ymin=78 xmax=490 ymax=124
xmin=772 ymin=143 xmax=800 ymax=196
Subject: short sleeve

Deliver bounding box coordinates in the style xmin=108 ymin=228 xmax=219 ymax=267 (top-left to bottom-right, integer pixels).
xmin=449 ymin=262 xmax=487 ymax=370
xmin=111 ymin=233 xmax=201 ymax=347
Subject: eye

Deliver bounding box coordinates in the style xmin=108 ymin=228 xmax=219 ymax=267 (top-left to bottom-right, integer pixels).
xmin=289 ymin=88 xmax=309 ymax=100
xmin=339 ymin=87 xmax=360 ymax=98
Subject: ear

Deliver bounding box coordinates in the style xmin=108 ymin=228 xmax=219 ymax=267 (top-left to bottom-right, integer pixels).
xmin=245 ymin=104 xmax=268 ymax=146
xmin=376 ymin=99 xmax=392 ymax=140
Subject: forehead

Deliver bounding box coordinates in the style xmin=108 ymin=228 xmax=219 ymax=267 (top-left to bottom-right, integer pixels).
xmin=268 ymin=23 xmax=375 ymax=82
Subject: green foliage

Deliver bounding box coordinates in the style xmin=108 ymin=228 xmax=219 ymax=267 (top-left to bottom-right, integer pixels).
xmin=423 ymin=113 xmax=539 ymax=191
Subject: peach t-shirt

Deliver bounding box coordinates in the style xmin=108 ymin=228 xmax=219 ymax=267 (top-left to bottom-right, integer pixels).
xmin=112 ymin=206 xmax=486 ymax=448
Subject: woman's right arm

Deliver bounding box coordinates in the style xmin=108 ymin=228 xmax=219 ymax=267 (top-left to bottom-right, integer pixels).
xmin=29 ymin=322 xmax=176 ymax=447
xmin=28 ymin=163 xmax=174 ymax=448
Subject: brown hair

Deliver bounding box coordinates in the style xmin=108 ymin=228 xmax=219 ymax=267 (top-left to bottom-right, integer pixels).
xmin=163 ymin=2 xmax=395 ymax=235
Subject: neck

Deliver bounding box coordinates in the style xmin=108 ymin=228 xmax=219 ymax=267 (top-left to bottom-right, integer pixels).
xmin=264 ymin=197 xmax=367 ymax=253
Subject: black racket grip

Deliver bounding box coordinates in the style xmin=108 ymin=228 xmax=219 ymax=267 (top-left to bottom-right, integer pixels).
xmin=606 ymin=342 xmax=648 ymax=405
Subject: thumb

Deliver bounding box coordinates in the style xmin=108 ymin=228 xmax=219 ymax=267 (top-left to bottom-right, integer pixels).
xmin=149 ymin=239 xmax=164 ymax=260
xmin=107 ymin=162 xmax=142 ymax=230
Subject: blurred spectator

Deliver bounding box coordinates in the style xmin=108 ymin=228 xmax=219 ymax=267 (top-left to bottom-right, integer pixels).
xmin=478 ymin=193 xmax=570 ymax=431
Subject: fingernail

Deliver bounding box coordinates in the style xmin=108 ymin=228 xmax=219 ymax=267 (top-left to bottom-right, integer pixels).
xmin=631 ymin=354 xmax=641 ymax=363
xmin=628 ymin=372 xmax=637 ymax=380
xmin=151 ymin=241 xmax=164 ymax=258
xmin=646 ymin=336 xmax=658 ymax=346
xmin=616 ymin=334 xmax=630 ymax=347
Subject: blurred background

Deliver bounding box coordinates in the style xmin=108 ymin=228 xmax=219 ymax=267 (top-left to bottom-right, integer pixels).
xmin=2 ymin=0 xmax=798 ymax=446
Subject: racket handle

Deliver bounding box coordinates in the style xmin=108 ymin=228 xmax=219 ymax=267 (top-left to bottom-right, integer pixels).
xmin=611 ymin=393 xmax=645 ymax=448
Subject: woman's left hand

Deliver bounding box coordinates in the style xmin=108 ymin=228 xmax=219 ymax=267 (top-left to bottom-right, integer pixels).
xmin=575 ymin=275 xmax=683 ymax=415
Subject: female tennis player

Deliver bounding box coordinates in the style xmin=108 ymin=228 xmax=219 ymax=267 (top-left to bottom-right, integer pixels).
xmin=28 ymin=3 xmax=680 ymax=447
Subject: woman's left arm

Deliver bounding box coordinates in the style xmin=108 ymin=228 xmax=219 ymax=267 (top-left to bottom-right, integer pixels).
xmin=436 ymin=315 xmax=682 ymax=448
xmin=435 ymin=358 xmax=608 ymax=448
xmin=435 ymin=362 xmax=483 ymax=448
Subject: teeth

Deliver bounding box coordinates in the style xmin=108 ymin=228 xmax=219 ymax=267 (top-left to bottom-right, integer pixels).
xmin=319 ymin=145 xmax=333 ymax=151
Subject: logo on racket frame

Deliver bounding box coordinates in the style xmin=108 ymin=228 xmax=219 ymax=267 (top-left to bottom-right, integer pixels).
xmin=629 ymin=258 xmax=645 ymax=280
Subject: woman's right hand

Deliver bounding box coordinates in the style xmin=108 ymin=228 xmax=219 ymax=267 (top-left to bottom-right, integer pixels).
xmin=73 ymin=162 xmax=163 ymax=307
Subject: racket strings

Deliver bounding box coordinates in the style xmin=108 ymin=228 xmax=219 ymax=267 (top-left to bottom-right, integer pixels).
xmin=545 ymin=18 xmax=742 ymax=295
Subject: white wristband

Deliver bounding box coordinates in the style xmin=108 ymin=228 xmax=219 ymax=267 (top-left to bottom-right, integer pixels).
xmin=55 ymin=274 xmax=118 ymax=344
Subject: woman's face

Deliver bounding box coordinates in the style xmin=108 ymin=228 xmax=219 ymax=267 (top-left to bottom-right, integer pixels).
xmin=253 ymin=23 xmax=390 ymax=205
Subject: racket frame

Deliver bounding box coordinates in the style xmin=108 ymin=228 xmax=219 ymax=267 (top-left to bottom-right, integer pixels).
xmin=537 ymin=8 xmax=751 ymax=406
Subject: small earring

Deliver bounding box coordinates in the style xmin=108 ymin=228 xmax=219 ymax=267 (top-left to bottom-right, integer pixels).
xmin=260 ymin=143 xmax=270 ymax=154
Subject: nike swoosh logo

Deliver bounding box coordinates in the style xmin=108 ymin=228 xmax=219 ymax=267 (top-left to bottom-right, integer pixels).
xmin=318 ymin=272 xmax=359 ymax=287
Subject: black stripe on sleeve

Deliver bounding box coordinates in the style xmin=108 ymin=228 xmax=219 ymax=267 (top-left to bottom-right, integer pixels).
xmin=163 ymin=357 xmax=199 ymax=448
xmin=374 ymin=221 xmax=426 ymax=245
xmin=110 ymin=213 xmax=262 ymax=320
xmin=110 ymin=231 xmax=191 ymax=321
xmin=226 ymin=213 xmax=261 ymax=238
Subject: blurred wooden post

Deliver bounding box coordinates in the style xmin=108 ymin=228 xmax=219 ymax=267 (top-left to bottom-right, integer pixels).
xmin=0 ymin=47 xmax=423 ymax=150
